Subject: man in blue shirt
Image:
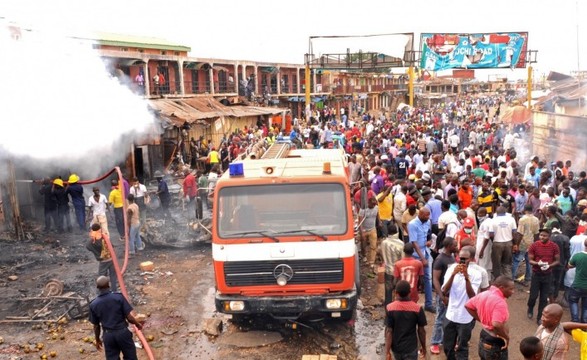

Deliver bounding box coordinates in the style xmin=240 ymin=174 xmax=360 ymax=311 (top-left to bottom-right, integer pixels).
xmin=289 ymin=127 xmax=302 ymax=148
xmin=423 ymin=188 xmax=442 ymax=236
xmin=323 ymin=125 xmax=333 ymax=147
xmin=514 ymin=184 xmax=529 ymax=221
xmin=89 ymin=276 xmax=143 ymax=359
xmin=408 ymin=207 xmax=435 ymax=312
xmin=395 ymin=152 xmax=410 ymax=180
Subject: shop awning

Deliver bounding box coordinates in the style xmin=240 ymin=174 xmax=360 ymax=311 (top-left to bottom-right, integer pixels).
xmin=499 ymin=105 xmax=533 ymax=125
xmin=148 ymin=97 xmax=288 ymax=126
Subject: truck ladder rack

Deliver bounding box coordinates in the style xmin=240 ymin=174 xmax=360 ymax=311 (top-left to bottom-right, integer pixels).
xmin=261 ymin=142 xmax=291 ymax=159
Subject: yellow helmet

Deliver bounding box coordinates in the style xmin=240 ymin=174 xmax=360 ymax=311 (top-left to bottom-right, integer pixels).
xmin=53 ymin=178 xmax=64 ymax=187
xmin=68 ymin=174 xmax=79 ymax=184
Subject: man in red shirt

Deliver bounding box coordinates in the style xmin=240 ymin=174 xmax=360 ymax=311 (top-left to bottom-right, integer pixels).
xmin=353 ymin=180 xmax=375 ymax=213
xmin=465 ymin=276 xmax=515 ymax=359
xmin=527 ymin=228 xmax=560 ymax=324
xmin=182 ymin=169 xmax=198 ymax=219
xmin=393 ymin=243 xmax=424 ymax=303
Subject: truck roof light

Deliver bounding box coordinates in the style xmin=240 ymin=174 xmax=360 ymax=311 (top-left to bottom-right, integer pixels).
xmin=229 ymin=163 xmax=244 ymax=177
xmin=323 ymin=162 xmax=331 ymax=175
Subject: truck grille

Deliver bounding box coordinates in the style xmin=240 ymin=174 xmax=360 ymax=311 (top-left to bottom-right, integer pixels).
xmin=224 ymin=259 xmax=344 ymax=286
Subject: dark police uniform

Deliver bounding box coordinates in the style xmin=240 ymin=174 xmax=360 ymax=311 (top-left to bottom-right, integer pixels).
xmin=89 ymin=290 xmax=137 ymax=360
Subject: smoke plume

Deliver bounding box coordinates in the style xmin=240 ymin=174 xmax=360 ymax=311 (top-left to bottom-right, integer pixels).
xmin=0 ymin=20 xmax=158 ymax=180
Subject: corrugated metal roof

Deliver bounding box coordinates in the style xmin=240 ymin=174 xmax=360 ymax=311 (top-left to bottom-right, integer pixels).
xmin=534 ymin=79 xmax=587 ymax=106
xmin=148 ymin=97 xmax=288 ymax=125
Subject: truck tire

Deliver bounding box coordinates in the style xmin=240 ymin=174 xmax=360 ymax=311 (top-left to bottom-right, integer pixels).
xmin=230 ymin=314 xmax=250 ymax=326
xmin=340 ymin=308 xmax=356 ymax=321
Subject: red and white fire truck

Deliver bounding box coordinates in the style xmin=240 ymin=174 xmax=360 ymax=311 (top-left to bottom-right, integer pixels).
xmin=212 ymin=141 xmax=358 ymax=321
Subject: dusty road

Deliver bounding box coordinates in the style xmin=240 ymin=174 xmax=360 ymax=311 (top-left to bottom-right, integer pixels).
xmin=0 ymin=223 xmax=582 ymax=360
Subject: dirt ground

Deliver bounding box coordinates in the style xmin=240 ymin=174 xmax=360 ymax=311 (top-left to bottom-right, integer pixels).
xmin=0 ymin=213 xmax=582 ymax=360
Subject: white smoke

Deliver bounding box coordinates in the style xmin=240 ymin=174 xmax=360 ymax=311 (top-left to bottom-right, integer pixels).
xmin=0 ymin=20 xmax=157 ymax=178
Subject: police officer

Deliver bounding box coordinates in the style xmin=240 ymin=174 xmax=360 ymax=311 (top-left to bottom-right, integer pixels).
xmin=89 ymin=276 xmax=143 ymax=360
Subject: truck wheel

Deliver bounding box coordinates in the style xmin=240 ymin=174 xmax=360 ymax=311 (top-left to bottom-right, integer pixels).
xmin=340 ymin=308 xmax=356 ymax=321
xmin=230 ymin=314 xmax=250 ymax=326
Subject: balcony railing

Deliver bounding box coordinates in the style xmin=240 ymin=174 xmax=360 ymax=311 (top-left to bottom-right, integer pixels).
xmin=138 ymin=76 xmax=408 ymax=97
xmin=217 ymin=81 xmax=236 ymax=94
xmin=150 ymin=80 xmax=171 ymax=95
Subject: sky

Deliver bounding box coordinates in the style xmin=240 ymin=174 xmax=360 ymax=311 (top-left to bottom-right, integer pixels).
xmin=0 ymin=0 xmax=585 ymax=81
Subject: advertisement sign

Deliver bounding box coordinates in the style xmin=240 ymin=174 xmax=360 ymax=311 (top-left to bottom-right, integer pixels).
xmin=420 ymin=32 xmax=528 ymax=71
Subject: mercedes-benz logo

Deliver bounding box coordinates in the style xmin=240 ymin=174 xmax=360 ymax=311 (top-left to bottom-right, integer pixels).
xmin=273 ymin=264 xmax=294 ymax=281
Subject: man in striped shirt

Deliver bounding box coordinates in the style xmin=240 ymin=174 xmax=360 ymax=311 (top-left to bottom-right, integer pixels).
xmin=527 ymin=228 xmax=560 ymax=324
xmin=381 ymin=225 xmax=404 ymax=306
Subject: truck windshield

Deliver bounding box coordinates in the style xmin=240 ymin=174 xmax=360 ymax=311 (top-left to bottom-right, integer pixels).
xmin=217 ymin=183 xmax=349 ymax=239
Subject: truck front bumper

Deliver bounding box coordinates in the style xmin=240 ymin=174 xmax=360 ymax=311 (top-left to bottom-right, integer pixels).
xmin=215 ymin=288 xmax=358 ymax=320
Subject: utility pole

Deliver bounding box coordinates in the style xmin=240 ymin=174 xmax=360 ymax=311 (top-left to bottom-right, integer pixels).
xmin=577 ymin=0 xmax=581 ymax=72
xmin=408 ymin=65 xmax=414 ymax=107
xmin=527 ymin=65 xmax=533 ymax=109
xmin=305 ymin=64 xmax=311 ymax=111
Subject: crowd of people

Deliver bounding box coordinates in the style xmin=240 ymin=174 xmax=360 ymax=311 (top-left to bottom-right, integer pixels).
xmin=273 ymin=96 xmax=587 ymax=359
xmin=327 ymin=97 xmax=587 ymax=360
xmin=185 ymin=98 xmax=587 ymax=359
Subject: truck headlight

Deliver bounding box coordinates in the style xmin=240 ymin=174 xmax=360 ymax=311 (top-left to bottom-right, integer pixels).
xmin=325 ymin=299 xmax=347 ymax=310
xmin=224 ymin=301 xmax=245 ymax=311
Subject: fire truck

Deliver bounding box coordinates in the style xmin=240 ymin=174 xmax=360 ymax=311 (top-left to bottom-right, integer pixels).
xmin=212 ymin=141 xmax=359 ymax=321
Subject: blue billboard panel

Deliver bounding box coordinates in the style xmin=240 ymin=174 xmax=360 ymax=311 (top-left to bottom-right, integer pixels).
xmin=420 ymin=32 xmax=528 ymax=71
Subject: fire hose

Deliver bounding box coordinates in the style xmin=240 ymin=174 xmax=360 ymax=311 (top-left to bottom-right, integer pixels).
xmin=69 ymin=167 xmax=156 ymax=360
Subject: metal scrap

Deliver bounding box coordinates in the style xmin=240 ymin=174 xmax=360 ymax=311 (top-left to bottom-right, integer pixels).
xmin=1 ymin=280 xmax=88 ymax=324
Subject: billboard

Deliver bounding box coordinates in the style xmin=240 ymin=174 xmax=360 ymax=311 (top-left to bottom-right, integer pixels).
xmin=420 ymin=32 xmax=528 ymax=71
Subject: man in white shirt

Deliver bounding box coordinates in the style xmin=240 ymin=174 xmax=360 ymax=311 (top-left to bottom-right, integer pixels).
xmin=393 ymin=185 xmax=408 ymax=241
xmin=444 ymin=149 xmax=458 ymax=173
xmin=496 ymin=150 xmax=507 ymax=167
xmin=452 ymin=159 xmax=465 ymax=176
xmin=129 ymin=177 xmax=149 ymax=228
xmin=87 ymin=187 xmax=110 ymax=235
xmin=365 ymin=121 xmax=374 ymax=136
xmin=442 ymin=246 xmax=489 ymax=359
xmin=476 ymin=207 xmax=494 ymax=274
xmin=416 ymin=156 xmax=431 ymax=174
xmin=449 ymin=133 xmax=460 ymax=152
xmin=491 ymin=206 xmax=518 ymax=279
xmin=412 ymin=151 xmax=423 ymax=166
xmin=438 ymin=200 xmax=460 ymax=236
xmin=565 ymin=230 xmax=587 ymax=289
xmin=469 ymin=130 xmax=477 ymax=147
xmin=503 ymin=131 xmax=515 ymax=150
